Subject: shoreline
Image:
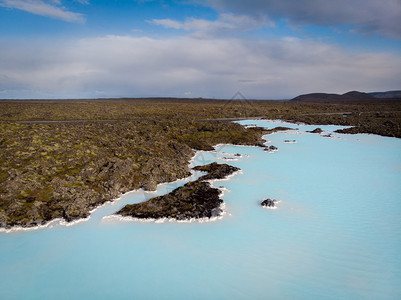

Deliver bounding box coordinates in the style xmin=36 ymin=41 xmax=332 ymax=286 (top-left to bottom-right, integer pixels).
xmin=0 ymin=160 xmax=203 ymax=233
xmin=116 ymin=162 xmax=241 ymax=221
xmin=102 ymin=202 xmax=230 ymax=224
xmin=1 ymin=151 xmax=241 ymax=233
xmin=0 ymin=215 xmax=92 ymax=233
xmin=0 ymin=119 xmax=333 ymax=233
xmin=1 ymin=118 xmax=388 ymax=232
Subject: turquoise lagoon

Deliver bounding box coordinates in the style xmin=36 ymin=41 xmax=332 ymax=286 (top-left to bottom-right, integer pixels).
xmin=1 ymin=120 xmax=400 ymax=299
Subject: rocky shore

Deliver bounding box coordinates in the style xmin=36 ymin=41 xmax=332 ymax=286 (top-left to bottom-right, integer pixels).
xmin=1 ymin=97 xmax=399 ymax=229
xmin=0 ymin=137 xmax=194 ymax=229
xmin=116 ymin=163 xmax=240 ymax=221
xmin=0 ymin=116 xmax=266 ymax=229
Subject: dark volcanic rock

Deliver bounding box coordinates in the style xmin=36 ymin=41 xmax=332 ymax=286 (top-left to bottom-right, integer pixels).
xmin=117 ymin=181 xmax=223 ymax=220
xmin=261 ymin=198 xmax=277 ymax=208
xmin=193 ymin=162 xmax=240 ymax=180
xmin=117 ymin=162 xmax=240 ymax=221
xmin=264 ymin=145 xmax=278 ymax=152
xmin=265 ymin=126 xmax=292 ymax=134
xmin=307 ymin=128 xmax=323 ymax=134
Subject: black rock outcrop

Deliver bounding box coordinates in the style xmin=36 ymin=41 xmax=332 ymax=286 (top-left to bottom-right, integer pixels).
xmin=117 ymin=180 xmax=223 ymax=220
xmin=264 ymin=145 xmax=278 ymax=152
xmin=307 ymin=128 xmax=323 ymax=134
xmin=116 ymin=163 xmax=240 ymax=221
xmin=193 ymin=162 xmax=240 ymax=180
xmin=261 ymin=198 xmax=277 ymax=208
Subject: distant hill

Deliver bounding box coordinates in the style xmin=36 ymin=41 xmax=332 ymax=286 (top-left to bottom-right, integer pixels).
xmin=369 ymin=90 xmax=401 ymax=98
xmin=292 ymin=91 xmax=375 ymax=102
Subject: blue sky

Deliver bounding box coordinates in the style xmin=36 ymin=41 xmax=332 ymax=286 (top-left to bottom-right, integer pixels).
xmin=0 ymin=0 xmax=400 ymax=99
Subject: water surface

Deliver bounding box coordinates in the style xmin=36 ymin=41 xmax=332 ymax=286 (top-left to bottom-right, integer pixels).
xmin=1 ymin=120 xmax=400 ymax=299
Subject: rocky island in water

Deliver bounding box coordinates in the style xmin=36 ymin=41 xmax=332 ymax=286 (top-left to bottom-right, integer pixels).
xmin=117 ymin=163 xmax=240 ymax=221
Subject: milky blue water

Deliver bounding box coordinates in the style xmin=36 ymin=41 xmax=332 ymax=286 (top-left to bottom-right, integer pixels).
xmin=1 ymin=120 xmax=401 ymax=299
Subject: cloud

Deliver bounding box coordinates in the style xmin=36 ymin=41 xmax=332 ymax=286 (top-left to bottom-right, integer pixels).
xmin=0 ymin=0 xmax=86 ymax=23
xmin=199 ymin=0 xmax=401 ymax=39
xmin=0 ymin=35 xmax=400 ymax=99
xmin=150 ymin=13 xmax=273 ymax=38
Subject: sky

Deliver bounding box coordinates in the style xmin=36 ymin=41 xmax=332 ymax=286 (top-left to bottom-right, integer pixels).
xmin=0 ymin=0 xmax=401 ymax=99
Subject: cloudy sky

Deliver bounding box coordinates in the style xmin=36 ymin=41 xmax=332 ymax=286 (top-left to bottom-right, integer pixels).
xmin=0 ymin=0 xmax=400 ymax=99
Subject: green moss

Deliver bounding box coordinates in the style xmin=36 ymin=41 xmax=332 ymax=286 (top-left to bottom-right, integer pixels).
xmin=0 ymin=172 xmax=8 ymax=184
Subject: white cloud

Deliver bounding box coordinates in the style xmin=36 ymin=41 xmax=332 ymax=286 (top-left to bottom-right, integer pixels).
xmin=0 ymin=0 xmax=85 ymax=23
xmin=199 ymin=0 xmax=401 ymax=39
xmin=0 ymin=35 xmax=400 ymax=99
xmin=150 ymin=13 xmax=273 ymax=38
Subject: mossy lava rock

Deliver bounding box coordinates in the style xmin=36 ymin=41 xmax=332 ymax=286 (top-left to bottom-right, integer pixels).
xmin=117 ymin=162 xmax=240 ymax=221
xmin=117 ymin=180 xmax=223 ymax=220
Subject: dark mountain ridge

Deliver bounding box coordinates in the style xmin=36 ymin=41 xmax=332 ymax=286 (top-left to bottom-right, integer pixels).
xmin=292 ymin=91 xmax=375 ymax=102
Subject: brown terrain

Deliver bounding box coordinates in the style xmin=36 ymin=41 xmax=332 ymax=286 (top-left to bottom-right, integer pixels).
xmin=0 ymin=93 xmax=400 ymax=228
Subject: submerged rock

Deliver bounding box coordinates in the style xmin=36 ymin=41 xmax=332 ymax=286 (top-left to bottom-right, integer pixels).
xmin=117 ymin=163 xmax=240 ymax=221
xmin=221 ymin=157 xmax=236 ymax=160
xmin=261 ymin=198 xmax=278 ymax=208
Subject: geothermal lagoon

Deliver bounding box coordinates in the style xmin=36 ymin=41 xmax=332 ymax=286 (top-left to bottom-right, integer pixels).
xmin=1 ymin=120 xmax=400 ymax=299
